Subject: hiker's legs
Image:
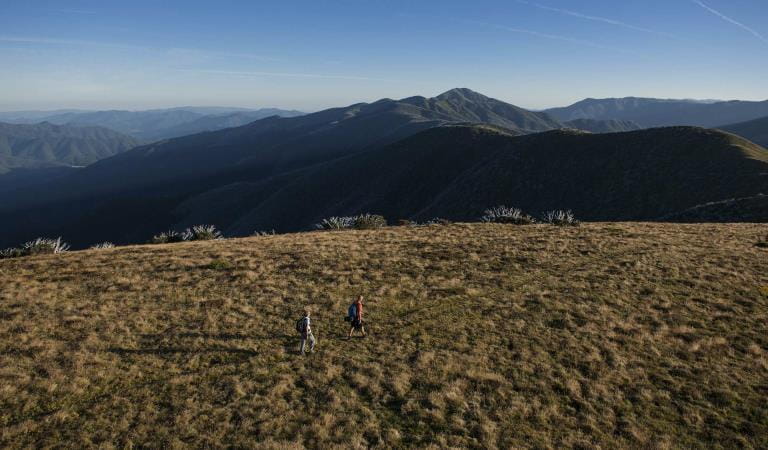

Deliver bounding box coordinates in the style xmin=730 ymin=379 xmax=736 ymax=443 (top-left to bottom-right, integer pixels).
xmin=309 ymin=333 xmax=316 ymax=352
xmin=300 ymin=336 xmax=307 ymax=354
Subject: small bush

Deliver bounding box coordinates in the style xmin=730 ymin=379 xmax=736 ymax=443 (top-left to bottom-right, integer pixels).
xmin=23 ymin=237 xmax=70 ymax=255
xmin=316 ymin=214 xmax=387 ymax=230
xmin=542 ymin=210 xmax=580 ymax=226
xmin=316 ymin=216 xmax=354 ymax=230
xmin=352 ymin=214 xmax=387 ymax=230
xmin=252 ymin=230 xmax=276 ymax=236
xmin=397 ymin=219 xmax=416 ymax=226
xmin=0 ymin=247 xmax=25 ymax=259
xmin=206 ymin=259 xmax=233 ymax=270
xmin=90 ymin=242 xmax=115 ymax=250
xmin=481 ymin=206 xmax=536 ymax=224
xmin=757 ymin=235 xmax=768 ymax=248
xmin=185 ymin=224 xmax=224 ymax=241
xmin=150 ymin=230 xmax=186 ymax=244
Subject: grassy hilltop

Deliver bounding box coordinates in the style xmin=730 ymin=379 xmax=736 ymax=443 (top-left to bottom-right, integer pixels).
xmin=1 ymin=223 xmax=767 ymax=448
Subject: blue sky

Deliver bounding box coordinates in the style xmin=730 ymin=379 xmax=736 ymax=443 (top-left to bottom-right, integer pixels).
xmin=0 ymin=0 xmax=766 ymax=111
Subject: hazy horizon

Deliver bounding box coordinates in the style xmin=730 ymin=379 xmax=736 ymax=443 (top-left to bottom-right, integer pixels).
xmin=1 ymin=0 xmax=767 ymax=111
xmin=0 ymin=89 xmax=765 ymax=115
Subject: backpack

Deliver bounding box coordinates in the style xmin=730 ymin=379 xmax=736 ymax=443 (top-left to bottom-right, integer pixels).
xmin=296 ymin=318 xmax=306 ymax=334
xmin=348 ymin=303 xmax=357 ymax=320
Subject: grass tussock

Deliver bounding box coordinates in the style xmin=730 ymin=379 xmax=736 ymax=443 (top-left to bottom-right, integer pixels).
xmin=481 ymin=205 xmax=537 ymax=224
xmin=316 ymin=214 xmax=386 ymax=230
xmin=0 ymin=237 xmax=70 ymax=259
xmin=0 ymin=223 xmax=767 ymax=448
xmin=542 ymin=209 xmax=580 ymax=226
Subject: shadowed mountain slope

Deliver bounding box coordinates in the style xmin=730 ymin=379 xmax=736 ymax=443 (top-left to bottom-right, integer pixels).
xmin=717 ymin=116 xmax=768 ymax=148
xmin=546 ymin=97 xmax=768 ymax=128
xmin=182 ymin=125 xmax=767 ymax=236
xmin=3 ymin=124 xmax=767 ymax=248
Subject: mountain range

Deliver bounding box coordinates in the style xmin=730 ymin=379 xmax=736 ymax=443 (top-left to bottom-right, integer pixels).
xmin=2 ymin=106 xmax=304 ymax=142
xmin=545 ymin=97 xmax=768 ymax=128
xmin=0 ymin=121 xmax=138 ymax=172
xmin=1 ymin=88 xmax=766 ymax=248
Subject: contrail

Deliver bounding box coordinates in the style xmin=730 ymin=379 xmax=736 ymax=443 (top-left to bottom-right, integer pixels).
xmin=465 ymin=19 xmax=637 ymax=54
xmin=692 ymin=0 xmax=768 ymax=46
xmin=516 ymin=0 xmax=680 ymax=39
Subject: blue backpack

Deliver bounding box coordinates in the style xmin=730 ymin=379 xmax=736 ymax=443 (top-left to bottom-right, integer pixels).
xmin=348 ymin=303 xmax=357 ymax=320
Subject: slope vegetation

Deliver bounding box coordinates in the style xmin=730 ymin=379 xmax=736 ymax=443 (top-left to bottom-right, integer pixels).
xmin=1 ymin=223 xmax=766 ymax=448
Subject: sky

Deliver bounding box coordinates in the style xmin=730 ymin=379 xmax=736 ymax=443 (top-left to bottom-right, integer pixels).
xmin=0 ymin=0 xmax=766 ymax=112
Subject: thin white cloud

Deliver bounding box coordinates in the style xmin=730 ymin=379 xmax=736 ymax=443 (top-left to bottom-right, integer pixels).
xmin=0 ymin=36 xmax=143 ymax=50
xmin=517 ymin=0 xmax=680 ymax=39
xmin=0 ymin=36 xmax=281 ymax=61
xmin=692 ymin=0 xmax=768 ymax=46
xmin=46 ymin=9 xmax=97 ymax=15
xmin=466 ymin=20 xmax=637 ymax=54
xmin=180 ymin=69 xmax=399 ymax=83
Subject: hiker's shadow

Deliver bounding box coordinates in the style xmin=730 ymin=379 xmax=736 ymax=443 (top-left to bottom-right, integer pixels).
xmin=138 ymin=332 xmax=294 ymax=341
xmin=107 ymin=332 xmax=297 ymax=363
xmin=108 ymin=347 xmax=258 ymax=356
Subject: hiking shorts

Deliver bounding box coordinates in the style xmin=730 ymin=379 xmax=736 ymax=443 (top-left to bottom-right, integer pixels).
xmin=352 ymin=319 xmax=364 ymax=329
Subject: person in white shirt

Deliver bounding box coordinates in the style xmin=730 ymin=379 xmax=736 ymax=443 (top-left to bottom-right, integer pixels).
xmin=299 ymin=310 xmax=316 ymax=355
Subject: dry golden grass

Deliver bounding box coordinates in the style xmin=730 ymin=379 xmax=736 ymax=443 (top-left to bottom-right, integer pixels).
xmin=1 ymin=223 xmax=767 ymax=448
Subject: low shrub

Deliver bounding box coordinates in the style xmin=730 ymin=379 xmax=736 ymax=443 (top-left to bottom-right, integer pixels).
xmin=150 ymin=230 xmax=186 ymax=244
xmin=23 ymin=237 xmax=70 ymax=255
xmin=185 ymin=224 xmax=224 ymax=241
xmin=397 ymin=219 xmax=416 ymax=226
xmin=316 ymin=216 xmax=354 ymax=230
xmin=0 ymin=247 xmax=25 ymax=259
xmin=90 ymin=242 xmax=115 ymax=250
xmin=352 ymin=214 xmax=387 ymax=230
xmin=757 ymin=235 xmax=768 ymax=248
xmin=542 ymin=210 xmax=580 ymax=227
xmin=316 ymin=214 xmax=387 ymax=230
xmin=252 ymin=230 xmax=276 ymax=236
xmin=481 ymin=206 xmax=536 ymax=224
xmin=206 ymin=259 xmax=233 ymax=270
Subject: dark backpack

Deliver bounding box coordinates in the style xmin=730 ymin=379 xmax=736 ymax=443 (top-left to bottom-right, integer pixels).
xmin=348 ymin=303 xmax=357 ymax=320
xmin=296 ymin=318 xmax=306 ymax=334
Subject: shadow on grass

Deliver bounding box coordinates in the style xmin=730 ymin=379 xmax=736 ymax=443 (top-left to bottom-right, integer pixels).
xmin=138 ymin=332 xmax=294 ymax=341
xmin=108 ymin=347 xmax=258 ymax=356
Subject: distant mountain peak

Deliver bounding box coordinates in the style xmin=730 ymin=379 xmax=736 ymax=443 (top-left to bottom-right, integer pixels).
xmin=435 ymin=87 xmax=489 ymax=101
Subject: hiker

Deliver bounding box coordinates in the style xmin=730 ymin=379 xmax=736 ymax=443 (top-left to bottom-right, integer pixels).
xmin=297 ymin=310 xmax=315 ymax=355
xmin=347 ymin=295 xmax=366 ymax=338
